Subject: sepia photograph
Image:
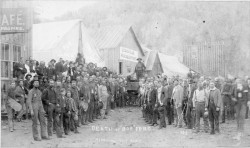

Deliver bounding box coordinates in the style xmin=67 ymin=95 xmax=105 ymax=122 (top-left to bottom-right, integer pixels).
xmin=1 ymin=0 xmax=250 ymax=147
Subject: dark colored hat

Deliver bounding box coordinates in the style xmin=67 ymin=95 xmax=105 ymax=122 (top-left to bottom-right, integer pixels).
xmin=25 ymin=74 xmax=32 ymax=79
xmin=137 ymin=58 xmax=142 ymax=61
xmin=103 ymin=67 xmax=107 ymax=70
xmin=50 ymin=59 xmax=56 ymax=63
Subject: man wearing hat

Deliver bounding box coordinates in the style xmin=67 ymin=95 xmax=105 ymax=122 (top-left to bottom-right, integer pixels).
xmin=27 ymin=79 xmax=49 ymax=141
xmin=50 ymin=59 xmax=56 ymax=68
xmin=41 ymin=79 xmax=59 ymax=137
xmin=134 ymin=58 xmax=146 ymax=81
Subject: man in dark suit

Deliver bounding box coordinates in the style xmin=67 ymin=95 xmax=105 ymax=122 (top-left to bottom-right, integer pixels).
xmin=150 ymin=81 xmax=158 ymax=126
xmin=166 ymin=78 xmax=174 ymax=125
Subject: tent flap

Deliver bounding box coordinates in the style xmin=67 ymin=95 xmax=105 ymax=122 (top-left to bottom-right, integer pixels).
xmin=33 ymin=20 xmax=105 ymax=67
xmin=158 ymin=52 xmax=189 ymax=77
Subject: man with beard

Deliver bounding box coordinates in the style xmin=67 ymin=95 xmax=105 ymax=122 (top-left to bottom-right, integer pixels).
xmin=27 ymin=79 xmax=49 ymax=141
xmin=42 ymin=79 xmax=60 ymax=137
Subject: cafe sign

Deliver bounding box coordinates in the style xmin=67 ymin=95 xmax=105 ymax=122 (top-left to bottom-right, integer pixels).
xmin=120 ymin=47 xmax=138 ymax=62
xmin=0 ymin=8 xmax=27 ymax=33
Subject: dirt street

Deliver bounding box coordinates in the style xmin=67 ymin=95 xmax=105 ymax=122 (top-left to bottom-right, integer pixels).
xmin=1 ymin=107 xmax=250 ymax=148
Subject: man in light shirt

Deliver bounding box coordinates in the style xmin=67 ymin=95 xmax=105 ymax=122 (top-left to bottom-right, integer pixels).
xmin=172 ymin=79 xmax=184 ymax=128
xmin=192 ymin=81 xmax=209 ymax=133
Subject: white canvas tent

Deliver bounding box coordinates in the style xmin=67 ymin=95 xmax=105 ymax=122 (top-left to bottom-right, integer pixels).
xmin=158 ymin=52 xmax=189 ymax=77
xmin=33 ymin=20 xmax=105 ymax=66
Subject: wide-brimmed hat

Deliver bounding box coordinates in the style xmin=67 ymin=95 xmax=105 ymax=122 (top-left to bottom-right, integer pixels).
xmin=50 ymin=59 xmax=56 ymax=63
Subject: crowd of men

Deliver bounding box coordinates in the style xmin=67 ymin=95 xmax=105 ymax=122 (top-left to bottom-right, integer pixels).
xmin=139 ymin=72 xmax=250 ymax=138
xmin=5 ymin=53 xmax=131 ymax=141
xmin=3 ymin=53 xmax=250 ymax=141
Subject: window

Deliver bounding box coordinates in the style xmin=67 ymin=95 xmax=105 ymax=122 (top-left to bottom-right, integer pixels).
xmin=13 ymin=45 xmax=21 ymax=62
xmin=1 ymin=43 xmax=10 ymax=78
xmin=119 ymin=62 xmax=122 ymax=75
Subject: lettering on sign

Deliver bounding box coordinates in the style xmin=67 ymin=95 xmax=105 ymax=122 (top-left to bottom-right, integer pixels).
xmin=0 ymin=8 xmax=27 ymax=33
xmin=120 ymin=47 xmax=138 ymax=62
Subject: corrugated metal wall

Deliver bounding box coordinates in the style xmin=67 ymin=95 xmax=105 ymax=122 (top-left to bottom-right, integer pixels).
xmin=183 ymin=41 xmax=225 ymax=77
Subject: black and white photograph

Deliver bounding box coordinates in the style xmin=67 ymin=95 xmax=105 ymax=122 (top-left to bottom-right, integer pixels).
xmin=1 ymin=0 xmax=250 ymax=147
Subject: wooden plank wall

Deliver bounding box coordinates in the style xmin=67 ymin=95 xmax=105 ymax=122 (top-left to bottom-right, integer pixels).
xmin=183 ymin=41 xmax=225 ymax=77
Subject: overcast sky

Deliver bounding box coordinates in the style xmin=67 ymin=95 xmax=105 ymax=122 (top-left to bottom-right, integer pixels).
xmin=34 ymin=0 xmax=97 ymax=19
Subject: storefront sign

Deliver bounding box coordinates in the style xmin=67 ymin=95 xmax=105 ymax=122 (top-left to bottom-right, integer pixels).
xmin=120 ymin=47 xmax=138 ymax=62
xmin=0 ymin=8 xmax=27 ymax=33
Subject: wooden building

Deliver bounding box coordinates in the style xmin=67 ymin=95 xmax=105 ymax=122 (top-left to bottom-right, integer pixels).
xmin=91 ymin=25 xmax=144 ymax=76
xmin=1 ymin=1 xmax=33 ymax=90
xmin=183 ymin=41 xmax=225 ymax=77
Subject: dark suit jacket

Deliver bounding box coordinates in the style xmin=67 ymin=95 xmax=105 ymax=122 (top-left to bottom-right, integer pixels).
xmin=161 ymin=86 xmax=168 ymax=105
xmin=149 ymin=88 xmax=157 ymax=105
